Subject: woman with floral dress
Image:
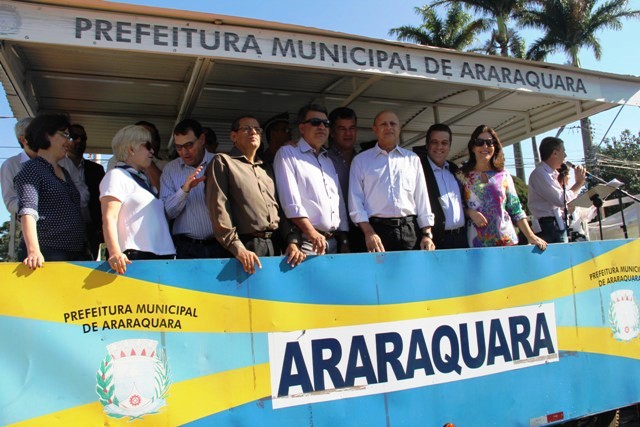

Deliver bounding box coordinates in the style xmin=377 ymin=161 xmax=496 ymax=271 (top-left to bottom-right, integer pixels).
xmin=457 ymin=125 xmax=547 ymax=250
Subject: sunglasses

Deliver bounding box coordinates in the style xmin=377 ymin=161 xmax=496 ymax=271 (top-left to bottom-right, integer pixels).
xmin=175 ymin=140 xmax=196 ymax=151
xmin=473 ymin=138 xmax=495 ymax=148
xmin=141 ymin=141 xmax=154 ymax=152
xmin=301 ymin=118 xmax=330 ymax=128
xmin=236 ymin=125 xmax=263 ymax=134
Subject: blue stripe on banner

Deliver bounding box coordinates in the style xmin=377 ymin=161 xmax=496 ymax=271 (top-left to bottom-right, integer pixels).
xmin=0 ymin=316 xmax=269 ymax=426
xmin=553 ymin=281 xmax=640 ymax=327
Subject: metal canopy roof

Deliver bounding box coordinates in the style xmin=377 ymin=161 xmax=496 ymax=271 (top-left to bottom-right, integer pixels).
xmin=1 ymin=0 xmax=639 ymax=161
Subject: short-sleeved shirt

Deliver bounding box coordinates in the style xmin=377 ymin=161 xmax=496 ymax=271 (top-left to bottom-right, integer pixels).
xmin=14 ymin=156 xmax=85 ymax=251
xmin=100 ymin=167 xmax=175 ymax=256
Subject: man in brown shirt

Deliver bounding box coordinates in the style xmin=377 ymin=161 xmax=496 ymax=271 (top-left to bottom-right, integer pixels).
xmin=205 ymin=115 xmax=306 ymax=274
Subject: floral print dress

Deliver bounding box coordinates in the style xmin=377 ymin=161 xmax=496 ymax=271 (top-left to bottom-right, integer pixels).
xmin=457 ymin=169 xmax=526 ymax=247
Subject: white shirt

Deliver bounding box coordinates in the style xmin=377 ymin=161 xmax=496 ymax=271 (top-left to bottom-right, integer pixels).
xmin=159 ymin=151 xmax=215 ymax=239
xmin=528 ymin=162 xmax=576 ymax=232
xmin=59 ymin=156 xmax=91 ymax=222
xmin=274 ymin=138 xmax=348 ymax=232
xmin=100 ymin=168 xmax=175 ymax=256
xmin=428 ymin=157 xmax=465 ymax=230
xmin=349 ymin=143 xmax=434 ymax=228
xmin=1 ymin=151 xmax=29 ymax=214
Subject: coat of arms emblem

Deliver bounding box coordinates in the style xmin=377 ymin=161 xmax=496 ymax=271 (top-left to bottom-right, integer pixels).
xmin=96 ymin=338 xmax=170 ymax=419
xmin=609 ymin=289 xmax=640 ymax=341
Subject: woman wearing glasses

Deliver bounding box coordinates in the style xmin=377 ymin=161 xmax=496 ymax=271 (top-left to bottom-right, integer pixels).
xmin=457 ymin=125 xmax=546 ymax=250
xmin=100 ymin=125 xmax=175 ymax=274
xmin=14 ymin=113 xmax=87 ymax=269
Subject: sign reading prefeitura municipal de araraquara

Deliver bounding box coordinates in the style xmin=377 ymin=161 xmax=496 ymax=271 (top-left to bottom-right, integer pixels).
xmin=0 ymin=0 xmax=628 ymax=105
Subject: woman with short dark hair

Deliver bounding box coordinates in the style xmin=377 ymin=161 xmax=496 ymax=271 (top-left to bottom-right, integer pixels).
xmin=14 ymin=113 xmax=86 ymax=269
xmin=457 ymin=125 xmax=546 ymax=250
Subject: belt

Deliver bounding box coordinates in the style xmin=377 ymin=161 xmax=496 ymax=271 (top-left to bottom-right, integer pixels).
xmin=314 ymin=229 xmax=335 ymax=239
xmin=538 ymin=217 xmax=557 ymax=224
xmin=241 ymin=230 xmax=276 ymax=239
xmin=173 ymin=234 xmax=218 ymax=245
xmin=443 ymin=227 xmax=465 ymax=235
xmin=369 ymin=215 xmax=416 ymax=227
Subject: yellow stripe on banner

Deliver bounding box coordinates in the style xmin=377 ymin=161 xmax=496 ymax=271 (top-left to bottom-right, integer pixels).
xmin=558 ymin=326 xmax=640 ymax=360
xmin=8 ymin=363 xmax=271 ymax=427
xmin=1 ymin=240 xmax=638 ymax=333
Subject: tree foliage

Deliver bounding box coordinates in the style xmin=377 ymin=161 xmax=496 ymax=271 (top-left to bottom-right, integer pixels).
xmin=592 ymin=129 xmax=640 ymax=204
xmin=0 ymin=219 xmax=21 ymax=262
xmin=389 ymin=3 xmax=489 ymax=49
xmin=518 ymin=0 xmax=640 ymax=65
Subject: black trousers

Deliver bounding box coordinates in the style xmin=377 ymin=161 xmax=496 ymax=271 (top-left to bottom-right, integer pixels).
xmin=173 ymin=235 xmax=230 ymax=259
xmin=536 ymin=217 xmax=566 ymax=244
xmin=434 ymin=228 xmax=468 ymax=250
xmin=370 ymin=216 xmax=420 ymax=252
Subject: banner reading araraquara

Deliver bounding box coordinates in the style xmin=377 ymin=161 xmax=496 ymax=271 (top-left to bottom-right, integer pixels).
xmin=269 ymin=304 xmax=558 ymax=408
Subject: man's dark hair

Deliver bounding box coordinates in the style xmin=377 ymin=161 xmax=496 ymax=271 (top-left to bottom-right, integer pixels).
xmin=135 ymin=120 xmax=161 ymax=145
xmin=25 ymin=113 xmax=71 ymax=152
xmin=539 ymin=136 xmax=564 ymax=161
xmin=425 ymin=123 xmax=452 ymax=145
xmin=173 ymin=118 xmax=202 ymax=137
xmin=297 ymin=103 xmax=328 ymax=123
xmin=230 ymin=115 xmax=259 ymax=131
xmin=328 ymin=107 xmax=357 ymax=128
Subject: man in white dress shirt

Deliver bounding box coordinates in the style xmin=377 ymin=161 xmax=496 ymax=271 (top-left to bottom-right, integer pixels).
xmin=274 ymin=104 xmax=349 ymax=255
xmin=528 ymin=136 xmax=586 ymax=244
xmin=349 ymin=110 xmax=435 ymax=252
xmin=414 ymin=124 xmax=467 ymax=249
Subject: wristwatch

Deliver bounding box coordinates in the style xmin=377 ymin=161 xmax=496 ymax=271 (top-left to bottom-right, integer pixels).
xmin=421 ymin=230 xmax=433 ymax=239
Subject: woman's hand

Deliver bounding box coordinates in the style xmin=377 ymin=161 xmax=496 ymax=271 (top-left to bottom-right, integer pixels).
xmin=468 ymin=209 xmax=488 ymax=227
xmin=23 ymin=250 xmax=44 ymax=270
xmin=527 ymin=235 xmax=548 ymax=251
xmin=108 ymin=252 xmax=132 ymax=274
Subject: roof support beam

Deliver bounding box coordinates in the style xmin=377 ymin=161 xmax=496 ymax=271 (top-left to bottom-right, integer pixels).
xmin=0 ymin=42 xmax=37 ymax=117
xmin=341 ymin=75 xmax=383 ymax=107
xmin=401 ymin=90 xmax=514 ymax=147
xmin=174 ymin=57 xmax=215 ymax=129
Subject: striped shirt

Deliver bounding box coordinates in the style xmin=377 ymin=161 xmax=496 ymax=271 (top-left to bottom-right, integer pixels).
xmin=160 ymin=151 xmax=215 ymax=240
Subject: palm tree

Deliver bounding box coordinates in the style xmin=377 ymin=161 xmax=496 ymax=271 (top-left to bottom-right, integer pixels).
xmin=518 ymin=0 xmax=640 ymax=166
xmin=429 ymin=0 xmax=529 ymax=180
xmin=389 ymin=3 xmax=489 ymax=50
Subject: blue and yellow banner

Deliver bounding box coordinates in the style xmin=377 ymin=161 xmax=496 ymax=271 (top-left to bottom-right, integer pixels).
xmin=1 ymin=240 xmax=639 ymax=426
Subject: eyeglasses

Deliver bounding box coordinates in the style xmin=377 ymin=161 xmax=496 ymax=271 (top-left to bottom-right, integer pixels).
xmin=301 ymin=118 xmax=330 ymax=128
xmin=57 ymin=131 xmax=72 ymax=140
xmin=141 ymin=141 xmax=154 ymax=152
xmin=175 ymin=140 xmax=196 ymax=151
xmin=473 ymin=138 xmax=495 ymax=148
xmin=70 ymin=134 xmax=86 ymax=142
xmin=236 ymin=126 xmax=262 ymax=134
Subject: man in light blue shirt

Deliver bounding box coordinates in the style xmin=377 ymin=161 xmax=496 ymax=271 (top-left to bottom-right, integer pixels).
xmin=160 ymin=119 xmax=225 ymax=259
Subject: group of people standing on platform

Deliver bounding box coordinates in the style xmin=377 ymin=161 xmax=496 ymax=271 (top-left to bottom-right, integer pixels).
xmin=1 ymin=103 xmax=587 ymax=273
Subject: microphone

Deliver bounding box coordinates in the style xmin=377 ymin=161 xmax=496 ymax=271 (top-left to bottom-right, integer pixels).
xmin=565 ymin=161 xmax=577 ymax=169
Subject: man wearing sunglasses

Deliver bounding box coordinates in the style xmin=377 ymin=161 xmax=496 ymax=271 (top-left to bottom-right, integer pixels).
xmin=274 ymin=104 xmax=349 ymax=255
xmin=349 ymin=110 xmax=435 ymax=252
xmin=160 ymin=118 xmax=225 ymax=259
xmin=414 ymin=124 xmax=467 ymax=250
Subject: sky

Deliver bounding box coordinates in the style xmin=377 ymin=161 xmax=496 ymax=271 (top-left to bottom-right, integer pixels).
xmin=0 ymin=0 xmax=639 ymax=225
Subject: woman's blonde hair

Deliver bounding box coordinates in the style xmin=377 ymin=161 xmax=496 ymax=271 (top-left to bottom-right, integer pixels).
xmin=111 ymin=125 xmax=152 ymax=162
